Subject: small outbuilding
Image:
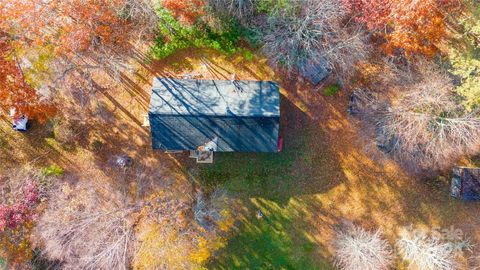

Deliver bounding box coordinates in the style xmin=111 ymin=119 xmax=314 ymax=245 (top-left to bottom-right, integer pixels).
xmin=149 ymin=78 xmax=281 ymax=153
xmin=298 ymin=58 xmax=330 ymax=86
xmin=451 ymin=167 xmax=480 ymax=201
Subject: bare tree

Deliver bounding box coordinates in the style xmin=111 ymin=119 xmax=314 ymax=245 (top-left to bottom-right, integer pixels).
xmin=35 ymin=164 xmax=234 ymax=270
xmin=121 ymin=0 xmax=160 ymax=42
xmin=207 ymin=0 xmax=255 ymax=20
xmin=333 ymin=225 xmax=394 ymax=270
xmin=354 ymin=60 xmax=480 ymax=172
xmin=396 ymin=229 xmax=459 ymax=270
xmin=36 ymin=182 xmax=138 ymax=270
xmin=133 ymin=187 xmax=235 ymax=270
xmin=260 ymin=0 xmax=368 ymax=79
xmin=193 ymin=188 xmax=230 ymax=231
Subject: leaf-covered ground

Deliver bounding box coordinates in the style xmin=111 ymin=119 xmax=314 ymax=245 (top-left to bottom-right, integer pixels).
xmin=1 ymin=48 xmax=480 ymax=269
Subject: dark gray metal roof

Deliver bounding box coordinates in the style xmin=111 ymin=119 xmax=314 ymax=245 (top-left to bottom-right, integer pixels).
xmin=150 ymin=115 xmax=279 ymax=152
xmin=149 ymin=78 xmax=280 ymax=117
xmin=451 ymin=167 xmax=480 ymax=201
xmin=148 ymin=78 xmax=281 ymax=152
xmin=298 ymin=58 xmax=330 ymax=85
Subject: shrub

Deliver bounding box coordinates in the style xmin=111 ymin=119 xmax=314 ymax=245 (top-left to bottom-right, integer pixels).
xmin=41 ymin=165 xmax=64 ymax=177
xmin=193 ymin=188 xmax=232 ymax=231
xmin=90 ymin=140 xmax=104 ymax=152
xmin=323 ymin=83 xmax=341 ymax=96
xmin=53 ymin=119 xmax=77 ymax=146
xmin=333 ymin=225 xmax=394 ymax=270
xmin=151 ymin=8 xmax=245 ymax=59
xmin=255 ymin=0 xmax=295 ymax=14
xmin=244 ymin=50 xmax=254 ymax=61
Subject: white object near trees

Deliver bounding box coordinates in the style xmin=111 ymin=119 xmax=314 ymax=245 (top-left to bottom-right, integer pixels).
xmin=141 ymin=114 xmax=150 ymax=127
xmin=10 ymin=108 xmax=28 ymax=131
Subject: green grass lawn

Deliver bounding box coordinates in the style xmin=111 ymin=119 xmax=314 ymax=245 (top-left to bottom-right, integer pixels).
xmin=196 ymin=128 xmax=335 ymax=269
xmin=323 ymin=84 xmax=341 ymax=97
xmin=208 ymin=209 xmax=328 ymax=270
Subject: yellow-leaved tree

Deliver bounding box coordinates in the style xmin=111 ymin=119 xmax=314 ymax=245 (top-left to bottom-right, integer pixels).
xmin=133 ymin=189 xmax=235 ymax=270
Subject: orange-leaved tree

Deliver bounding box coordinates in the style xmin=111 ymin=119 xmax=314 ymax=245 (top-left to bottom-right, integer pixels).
xmin=0 ymin=34 xmax=55 ymax=121
xmin=1 ymin=0 xmax=130 ymax=55
xmin=384 ymin=0 xmax=460 ymax=57
xmin=0 ymin=0 xmax=158 ymax=119
xmin=343 ymin=0 xmax=461 ymax=57
xmin=161 ymin=0 xmax=207 ymax=25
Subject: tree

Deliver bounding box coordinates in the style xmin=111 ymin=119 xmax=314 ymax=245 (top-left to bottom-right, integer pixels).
xmin=0 ymin=34 xmax=55 ymax=121
xmin=1 ymin=0 xmax=133 ymax=55
xmin=333 ymin=225 xmax=394 ymax=270
xmin=448 ymin=0 xmax=480 ymax=110
xmin=0 ymin=170 xmax=42 ymax=267
xmin=122 ymin=0 xmax=161 ymax=41
xmin=341 ymin=0 xmax=391 ymax=30
xmin=161 ymin=0 xmax=207 ymax=25
xmin=36 ymin=182 xmax=137 ymax=270
xmin=133 ymin=188 xmax=234 ymax=270
xmin=36 ymin=166 xmax=234 ymax=270
xmin=0 ymin=0 xmax=159 ymax=118
xmin=260 ymin=0 xmax=368 ymax=79
xmin=354 ymin=60 xmax=480 ymax=171
xmin=342 ymin=0 xmax=460 ymax=57
xmin=207 ymin=0 xmax=255 ymax=21
xmin=384 ymin=0 xmax=457 ymax=57
xmin=396 ymin=228 xmax=458 ymax=270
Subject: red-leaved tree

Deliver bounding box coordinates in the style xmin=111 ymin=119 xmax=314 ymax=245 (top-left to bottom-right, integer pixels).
xmin=0 ymin=179 xmax=39 ymax=266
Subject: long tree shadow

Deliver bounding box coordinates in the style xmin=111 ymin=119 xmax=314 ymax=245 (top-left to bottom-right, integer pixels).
xmin=0 ymin=116 xmax=78 ymax=171
xmin=172 ymin=56 xmax=480 ymax=268
xmin=183 ymin=96 xmax=347 ymax=268
xmin=208 ymin=197 xmax=335 ymax=270
xmin=190 ymin=96 xmax=345 ymax=202
xmin=7 ymin=42 xmax=480 ymax=269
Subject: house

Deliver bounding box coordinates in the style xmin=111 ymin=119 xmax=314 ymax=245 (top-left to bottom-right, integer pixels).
xmin=148 ymin=78 xmax=281 ymax=154
xmin=451 ymin=167 xmax=480 ymax=201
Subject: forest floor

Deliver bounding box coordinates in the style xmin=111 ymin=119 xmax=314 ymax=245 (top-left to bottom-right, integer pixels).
xmin=1 ymin=48 xmax=480 ymax=269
